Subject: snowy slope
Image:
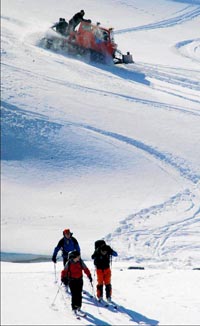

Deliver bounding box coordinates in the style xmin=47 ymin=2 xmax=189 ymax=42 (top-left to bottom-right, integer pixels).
xmin=1 ymin=0 xmax=200 ymax=325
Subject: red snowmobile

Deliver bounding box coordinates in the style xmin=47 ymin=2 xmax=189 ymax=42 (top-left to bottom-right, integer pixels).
xmin=42 ymin=20 xmax=134 ymax=64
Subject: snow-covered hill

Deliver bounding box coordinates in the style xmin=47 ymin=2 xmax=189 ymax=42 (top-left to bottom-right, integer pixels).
xmin=1 ymin=0 xmax=200 ymax=325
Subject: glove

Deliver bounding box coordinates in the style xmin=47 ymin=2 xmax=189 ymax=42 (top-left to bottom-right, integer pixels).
xmin=88 ymin=275 xmax=93 ymax=283
xmin=106 ymin=245 xmax=112 ymax=253
xmin=52 ymin=256 xmax=57 ymax=263
xmin=61 ymin=277 xmax=68 ymax=286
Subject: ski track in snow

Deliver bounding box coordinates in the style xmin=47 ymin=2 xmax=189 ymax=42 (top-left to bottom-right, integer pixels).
xmin=175 ymin=38 xmax=200 ymax=63
xmin=2 ymin=100 xmax=200 ymax=184
xmin=115 ymin=6 xmax=200 ymax=34
xmin=2 ymin=6 xmax=200 ymax=118
xmin=82 ymin=125 xmax=200 ymax=184
xmin=135 ymin=62 xmax=200 ymax=107
xmin=107 ymin=185 xmax=200 ymax=267
xmin=2 ymin=0 xmax=200 ymax=269
xmin=55 ymin=285 xmax=158 ymax=325
xmin=2 ymin=61 xmax=200 ymax=118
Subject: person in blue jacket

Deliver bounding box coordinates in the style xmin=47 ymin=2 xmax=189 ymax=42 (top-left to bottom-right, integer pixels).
xmin=52 ymin=228 xmax=80 ymax=266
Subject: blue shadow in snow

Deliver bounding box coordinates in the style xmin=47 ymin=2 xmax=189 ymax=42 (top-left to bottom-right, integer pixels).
xmin=121 ymin=306 xmax=159 ymax=325
xmin=1 ymin=101 xmax=62 ymax=161
xmin=91 ymin=61 xmax=150 ymax=86
xmin=169 ymin=0 xmax=200 ymax=4
xmin=79 ymin=312 xmax=111 ymax=326
xmin=83 ymin=290 xmax=159 ymax=326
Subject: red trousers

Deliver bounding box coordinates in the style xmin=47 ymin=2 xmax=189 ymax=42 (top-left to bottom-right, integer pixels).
xmin=96 ymin=268 xmax=112 ymax=299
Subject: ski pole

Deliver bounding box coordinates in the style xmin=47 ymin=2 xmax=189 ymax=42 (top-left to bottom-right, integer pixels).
xmin=51 ymin=282 xmax=62 ymax=306
xmin=89 ymin=280 xmax=101 ymax=314
xmin=90 ymin=281 xmax=95 ymax=297
xmin=54 ymin=263 xmax=57 ymax=283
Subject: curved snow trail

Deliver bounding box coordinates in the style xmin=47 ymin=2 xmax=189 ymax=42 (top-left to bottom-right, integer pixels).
xmin=81 ymin=125 xmax=200 ymax=184
xmin=175 ymin=38 xmax=200 ymax=63
xmin=148 ymin=189 xmax=200 ymax=259
xmin=33 ymin=34 xmax=200 ymax=108
xmin=2 ymin=0 xmax=200 ymax=272
xmin=107 ymin=184 xmax=200 ymax=267
xmin=154 ymin=206 xmax=200 ymax=259
xmin=134 ymin=62 xmax=200 ymax=108
xmin=115 ymin=6 xmax=200 ymax=34
xmin=2 ymin=12 xmax=199 ymax=117
xmin=134 ymin=62 xmax=200 ymax=93
xmin=2 ymin=100 xmax=199 ymax=185
xmin=2 ymin=62 xmax=200 ymax=118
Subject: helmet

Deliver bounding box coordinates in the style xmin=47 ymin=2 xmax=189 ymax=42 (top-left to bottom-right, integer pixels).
xmin=80 ymin=10 xmax=85 ymax=15
xmin=63 ymin=228 xmax=70 ymax=235
xmin=68 ymin=250 xmax=80 ymax=259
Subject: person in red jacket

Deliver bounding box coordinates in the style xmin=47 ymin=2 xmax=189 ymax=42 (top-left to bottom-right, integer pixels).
xmin=61 ymin=250 xmax=92 ymax=314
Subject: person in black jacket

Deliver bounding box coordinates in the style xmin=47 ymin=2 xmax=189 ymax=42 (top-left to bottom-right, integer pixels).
xmin=52 ymin=18 xmax=68 ymax=36
xmin=67 ymin=10 xmax=91 ymax=33
xmin=52 ymin=228 xmax=80 ymax=266
xmin=91 ymin=243 xmax=118 ymax=302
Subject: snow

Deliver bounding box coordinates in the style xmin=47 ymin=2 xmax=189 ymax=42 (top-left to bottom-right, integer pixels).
xmin=1 ymin=0 xmax=200 ymax=325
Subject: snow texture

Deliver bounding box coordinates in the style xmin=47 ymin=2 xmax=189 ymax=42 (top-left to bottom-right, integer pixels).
xmin=1 ymin=0 xmax=200 ymax=325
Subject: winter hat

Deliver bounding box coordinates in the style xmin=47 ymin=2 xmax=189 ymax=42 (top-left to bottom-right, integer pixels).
xmin=68 ymin=250 xmax=80 ymax=259
xmin=63 ymin=228 xmax=70 ymax=235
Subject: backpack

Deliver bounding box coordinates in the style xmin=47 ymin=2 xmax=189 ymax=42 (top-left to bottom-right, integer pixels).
xmin=92 ymin=240 xmax=114 ymax=268
xmin=94 ymin=239 xmax=106 ymax=250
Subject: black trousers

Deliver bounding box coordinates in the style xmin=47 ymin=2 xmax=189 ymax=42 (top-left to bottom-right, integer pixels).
xmin=69 ymin=278 xmax=83 ymax=310
xmin=63 ymin=257 xmax=68 ymax=266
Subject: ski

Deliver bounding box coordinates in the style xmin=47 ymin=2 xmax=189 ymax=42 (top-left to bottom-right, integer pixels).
xmin=72 ymin=310 xmax=81 ymax=320
xmin=97 ymin=299 xmax=118 ymax=310
xmin=77 ymin=310 xmax=87 ymax=317
xmin=83 ymin=290 xmax=93 ymax=298
xmin=72 ymin=309 xmax=87 ymax=319
xmin=106 ymin=300 xmax=118 ymax=310
xmin=110 ymin=302 xmax=118 ymax=310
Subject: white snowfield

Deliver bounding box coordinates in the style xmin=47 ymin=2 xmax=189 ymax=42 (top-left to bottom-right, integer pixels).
xmin=1 ymin=0 xmax=200 ymax=325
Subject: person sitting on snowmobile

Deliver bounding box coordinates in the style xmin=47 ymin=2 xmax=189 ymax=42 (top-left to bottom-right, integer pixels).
xmin=67 ymin=10 xmax=91 ymax=33
xmin=52 ymin=18 xmax=68 ymax=36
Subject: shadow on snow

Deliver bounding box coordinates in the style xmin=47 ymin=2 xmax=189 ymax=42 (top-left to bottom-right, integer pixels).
xmin=83 ymin=290 xmax=159 ymax=326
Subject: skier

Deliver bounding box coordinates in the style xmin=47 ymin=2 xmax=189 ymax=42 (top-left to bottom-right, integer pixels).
xmin=67 ymin=10 xmax=91 ymax=33
xmin=91 ymin=242 xmax=118 ymax=302
xmin=61 ymin=250 xmax=92 ymax=314
xmin=52 ymin=18 xmax=68 ymax=36
xmin=52 ymin=228 xmax=80 ymax=266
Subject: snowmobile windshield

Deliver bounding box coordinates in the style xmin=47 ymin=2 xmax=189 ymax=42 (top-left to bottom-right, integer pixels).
xmin=110 ymin=30 xmax=115 ymax=43
xmin=94 ymin=28 xmax=109 ymax=43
